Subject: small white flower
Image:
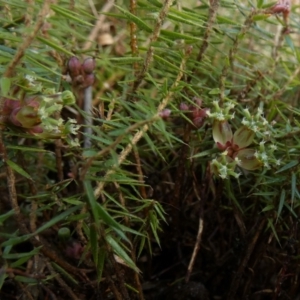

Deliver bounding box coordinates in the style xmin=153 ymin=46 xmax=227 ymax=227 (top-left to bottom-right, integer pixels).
xmin=216 ymin=112 xmax=225 ymax=120
xmin=261 ymin=152 xmax=268 ymax=161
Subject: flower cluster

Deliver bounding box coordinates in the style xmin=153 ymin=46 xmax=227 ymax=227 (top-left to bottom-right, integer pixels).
xmin=2 ymin=90 xmax=79 ymax=144
xmin=67 ymin=56 xmax=96 ymax=89
xmin=208 ymin=104 xmax=279 ymax=179
xmin=179 ymin=97 xmax=209 ymax=129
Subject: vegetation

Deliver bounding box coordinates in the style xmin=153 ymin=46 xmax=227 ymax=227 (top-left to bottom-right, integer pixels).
xmin=0 ymin=0 xmax=300 ymax=299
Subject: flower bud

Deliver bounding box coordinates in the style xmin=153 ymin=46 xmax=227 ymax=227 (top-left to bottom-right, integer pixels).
xmin=82 ymin=73 xmax=95 ymax=88
xmin=179 ymin=102 xmax=189 ymax=111
xmin=159 ymin=109 xmax=171 ymax=119
xmin=68 ymin=56 xmax=81 ymax=78
xmin=192 ymin=97 xmax=202 ymax=107
xmin=82 ymin=57 xmax=96 ymax=74
xmin=192 ymin=108 xmax=209 ymax=128
xmin=65 ymin=240 xmax=84 ymax=259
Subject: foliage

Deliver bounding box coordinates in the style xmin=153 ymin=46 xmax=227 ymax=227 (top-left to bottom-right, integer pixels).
xmin=0 ymin=0 xmax=300 ymax=299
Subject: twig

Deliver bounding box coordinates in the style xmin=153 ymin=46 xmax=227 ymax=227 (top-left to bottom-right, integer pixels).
xmin=129 ymin=0 xmax=139 ymax=75
xmin=219 ymin=9 xmax=258 ymax=103
xmin=185 ymin=165 xmax=210 ymax=283
xmin=129 ymin=0 xmax=174 ymax=98
xmin=25 ymin=0 xmax=34 ymax=27
xmin=80 ymin=118 xmax=149 ymax=179
xmin=133 ymin=147 xmax=147 ymax=199
xmin=94 ymin=47 xmax=189 ymax=198
xmin=188 ymin=0 xmax=220 ymax=83
xmin=185 ymin=217 xmax=204 ymax=282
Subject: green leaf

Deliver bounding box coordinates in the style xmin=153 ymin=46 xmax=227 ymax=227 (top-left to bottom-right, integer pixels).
xmin=153 ymin=54 xmax=182 ymax=72
xmin=106 ymin=234 xmax=139 ymax=272
xmin=84 ymin=180 xmax=129 ymax=242
xmin=276 ymin=189 xmax=285 ymax=222
xmin=267 ymin=218 xmax=281 ymax=246
xmin=6 ymin=159 xmax=32 ymax=180
xmin=2 ymin=246 xmax=42 ymax=259
xmin=36 ymin=37 xmax=74 ymax=56
xmin=1 ymin=234 xmax=33 ymax=247
xmin=276 ymin=160 xmax=299 ymax=173
xmin=51 ymin=263 xmax=78 ymax=285
xmin=0 ymin=209 xmax=14 ymax=223
xmin=97 ymin=247 xmax=106 ymax=282
xmin=34 ymin=205 xmax=82 ymax=235
xmin=252 ymin=14 xmax=270 ymax=21
xmin=257 ymin=0 xmax=264 ymax=8
xmin=6 ymin=145 xmax=48 ymax=152
xmin=209 ymin=88 xmax=221 ymax=95
xmin=96 ymin=203 xmax=129 ymax=243
xmin=160 ymin=30 xmax=202 ymax=42
xmin=115 ymin=5 xmax=152 ymax=33
xmin=0 ymin=77 xmax=11 ymax=97
xmin=84 ymin=180 xmax=100 ymax=224
xmin=50 ymin=5 xmax=93 ymax=26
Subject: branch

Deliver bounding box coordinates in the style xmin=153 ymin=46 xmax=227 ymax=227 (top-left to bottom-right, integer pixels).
xmin=94 ymin=47 xmax=190 ymax=198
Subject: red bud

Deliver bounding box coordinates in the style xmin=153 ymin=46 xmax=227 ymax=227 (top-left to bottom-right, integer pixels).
xmin=82 ymin=57 xmax=96 ymax=74
xmin=82 ymin=73 xmax=95 ymax=88
xmin=68 ymin=56 xmax=81 ymax=78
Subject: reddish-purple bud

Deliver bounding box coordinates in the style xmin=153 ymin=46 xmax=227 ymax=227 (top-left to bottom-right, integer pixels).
xmin=159 ymin=109 xmax=171 ymax=119
xmin=68 ymin=56 xmax=81 ymax=78
xmin=82 ymin=73 xmax=95 ymax=88
xmin=82 ymin=57 xmax=96 ymax=74
xmin=179 ymin=102 xmax=189 ymax=111
xmin=65 ymin=240 xmax=84 ymax=259
xmin=192 ymin=108 xmax=209 ymax=128
xmin=192 ymin=97 xmax=202 ymax=108
xmin=3 ymin=98 xmax=20 ymax=116
xmin=270 ymin=3 xmax=289 ymax=14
